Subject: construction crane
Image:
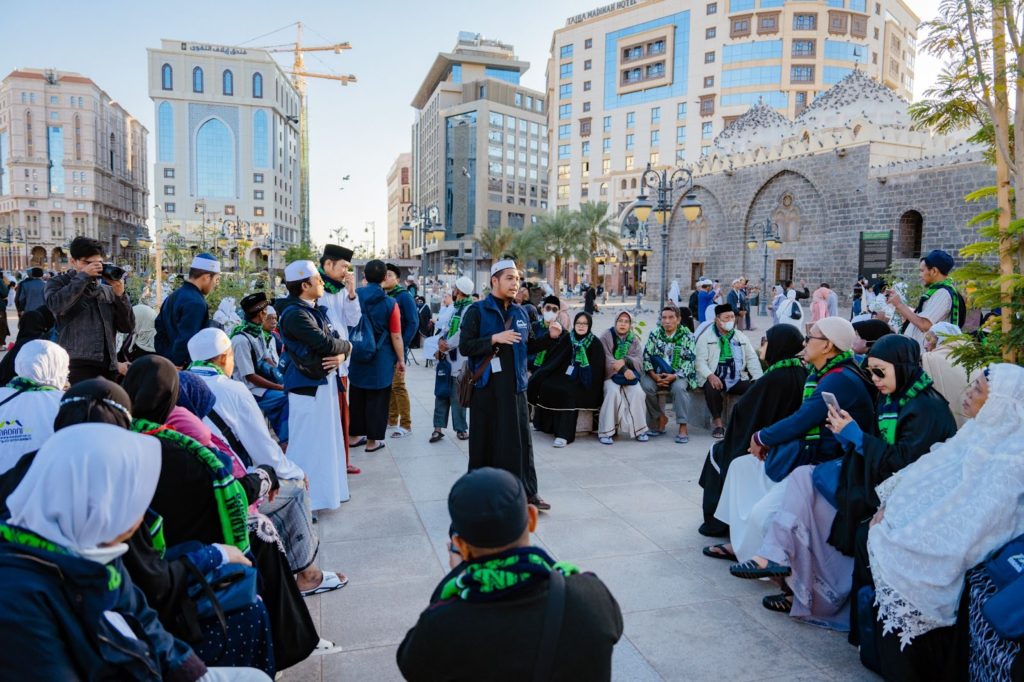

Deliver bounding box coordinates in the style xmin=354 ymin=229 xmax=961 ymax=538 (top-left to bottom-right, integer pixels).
xmin=262 ymin=22 xmax=356 ymax=245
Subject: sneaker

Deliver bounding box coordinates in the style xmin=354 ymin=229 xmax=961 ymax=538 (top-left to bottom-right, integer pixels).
xmin=598 ymin=436 xmax=614 ymax=445
xmin=553 ymin=437 xmax=568 ymax=448
xmin=637 ymin=433 xmax=649 ymax=442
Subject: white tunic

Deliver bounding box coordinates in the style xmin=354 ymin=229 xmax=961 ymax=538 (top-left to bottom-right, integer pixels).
xmin=0 ymin=388 xmax=63 ymax=475
xmin=287 ymin=374 xmax=348 ymax=510
xmin=317 ymin=287 xmax=362 ymax=377
xmin=714 ymin=454 xmax=787 ymax=562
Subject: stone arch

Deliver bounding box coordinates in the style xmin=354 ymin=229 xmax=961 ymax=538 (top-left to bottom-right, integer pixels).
xmin=896 ymin=210 xmax=923 ymax=260
xmin=743 ymin=168 xmax=827 ymax=232
xmin=30 ymin=246 xmax=46 ymax=266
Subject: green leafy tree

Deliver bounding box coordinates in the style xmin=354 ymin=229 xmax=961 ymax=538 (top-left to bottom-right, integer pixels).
xmin=284 ymin=243 xmax=318 ymax=264
xmin=910 ymin=0 xmax=1024 ymax=362
xmin=474 ymin=227 xmax=516 ymax=263
xmin=533 ymin=209 xmax=577 ymax=290
xmin=573 ymin=202 xmax=622 ymax=285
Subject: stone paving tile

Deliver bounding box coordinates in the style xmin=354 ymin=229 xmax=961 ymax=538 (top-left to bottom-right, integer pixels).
xmin=534 ymin=515 xmax=661 ymax=561
xmin=586 ymin=480 xmax=692 ymax=514
xmin=322 ymin=644 xmax=406 ymax=682
xmin=319 ymin=534 xmax=440 ymax=587
xmin=572 ymin=552 xmax=725 ymax=613
xmin=318 ymin=577 xmax=441 ymax=652
xmin=317 ymin=503 xmax=425 ymax=544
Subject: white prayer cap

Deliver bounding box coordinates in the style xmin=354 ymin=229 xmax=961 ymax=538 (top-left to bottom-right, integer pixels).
xmin=732 ymin=278 xmax=743 ymax=286
xmin=455 ymin=276 xmax=475 ymax=295
xmin=187 ymin=327 xmax=232 ymax=362
xmin=698 ymin=278 xmax=712 ymax=287
xmin=190 ymin=253 xmax=221 ymax=274
xmin=284 ymin=260 xmax=318 ymax=283
xmin=490 ymin=259 xmax=516 ymax=277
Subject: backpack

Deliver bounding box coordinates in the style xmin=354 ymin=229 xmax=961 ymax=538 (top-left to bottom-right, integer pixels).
xmin=789 ymin=301 xmax=803 ymax=320
xmin=349 ymin=298 xmax=395 ymax=363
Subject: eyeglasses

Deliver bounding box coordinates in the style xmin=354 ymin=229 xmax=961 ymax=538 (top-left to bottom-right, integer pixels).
xmin=760 ymin=336 xmax=767 ymax=345
xmin=803 ymin=335 xmax=828 ymax=344
xmin=867 ymin=366 xmax=888 ymax=379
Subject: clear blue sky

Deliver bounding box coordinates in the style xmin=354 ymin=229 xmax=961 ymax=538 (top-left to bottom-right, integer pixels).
xmin=3 ymin=0 xmax=942 ymax=251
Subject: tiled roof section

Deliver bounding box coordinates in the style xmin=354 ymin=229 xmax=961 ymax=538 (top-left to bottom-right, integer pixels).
xmin=712 ymin=100 xmax=792 ymax=153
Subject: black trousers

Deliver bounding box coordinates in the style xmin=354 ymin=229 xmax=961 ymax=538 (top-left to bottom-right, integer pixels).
xmin=703 ymin=378 xmax=751 ymax=419
xmin=468 ymin=386 xmax=538 ymax=499
xmin=349 ymin=385 xmax=392 ymax=441
xmin=69 ymin=360 xmax=117 ymax=386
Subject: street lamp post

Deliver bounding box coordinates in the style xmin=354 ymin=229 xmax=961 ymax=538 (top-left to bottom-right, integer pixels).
xmin=746 ymin=217 xmax=783 ymax=317
xmin=620 ymin=163 xmax=702 ymax=307
xmin=401 ymin=204 xmax=444 ymax=290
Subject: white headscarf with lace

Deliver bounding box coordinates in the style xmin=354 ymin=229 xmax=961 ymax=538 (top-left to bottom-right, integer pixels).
xmin=868 ymin=363 xmax=1024 ymax=647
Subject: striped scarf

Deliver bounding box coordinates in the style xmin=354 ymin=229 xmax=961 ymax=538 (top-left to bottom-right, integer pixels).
xmin=877 ymin=372 xmax=933 ymax=445
xmin=571 ymin=333 xmax=594 ymax=369
xmin=448 ymin=297 xmax=474 ymax=338
xmin=230 ymin=320 xmax=271 ymax=345
xmin=613 ymin=330 xmax=636 ymax=360
xmin=802 ymin=350 xmax=854 ymax=442
xmin=764 ymin=357 xmax=803 ymax=375
xmin=6 ymin=377 xmax=57 ymax=392
xmin=652 ymin=325 xmax=689 ymax=372
xmin=188 ymin=360 xmax=226 ymax=376
xmin=131 ymin=419 xmax=250 ymax=554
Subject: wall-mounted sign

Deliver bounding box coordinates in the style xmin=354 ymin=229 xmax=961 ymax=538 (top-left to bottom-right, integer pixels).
xmin=181 ymin=42 xmax=249 ymax=56
xmin=566 ymin=0 xmax=639 ymax=26
xmin=858 ymin=230 xmax=892 ymax=279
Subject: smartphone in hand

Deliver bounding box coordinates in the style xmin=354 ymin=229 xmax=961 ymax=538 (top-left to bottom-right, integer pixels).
xmin=822 ymin=391 xmax=840 ymax=413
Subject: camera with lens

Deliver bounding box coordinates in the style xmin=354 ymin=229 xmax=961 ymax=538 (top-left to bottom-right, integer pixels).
xmin=101 ymin=263 xmax=126 ymax=281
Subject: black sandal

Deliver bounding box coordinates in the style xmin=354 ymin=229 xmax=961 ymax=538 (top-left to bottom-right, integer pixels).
xmin=349 ymin=437 xmax=367 ymax=448
xmin=712 ymin=426 xmax=726 ymax=439
xmin=762 ymin=593 xmax=793 ymax=613
xmin=457 ymin=431 xmax=469 ymax=440
xmin=702 ymin=544 xmax=737 ymax=562
xmin=365 ymin=442 xmax=386 ymax=453
xmin=729 ymin=559 xmax=792 ymax=580
xmin=429 ymin=431 xmax=445 ymax=443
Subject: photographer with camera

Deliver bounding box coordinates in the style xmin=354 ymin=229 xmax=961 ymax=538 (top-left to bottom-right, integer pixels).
xmin=44 ymin=236 xmax=134 ymax=385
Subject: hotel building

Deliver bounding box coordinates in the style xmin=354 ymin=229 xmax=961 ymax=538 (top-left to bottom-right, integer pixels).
xmin=147 ymin=40 xmax=301 ymax=269
xmin=0 ymin=68 xmax=148 ymax=270
xmin=547 ymin=0 xmax=919 ymax=215
xmin=411 ymin=32 xmax=550 ymax=288
xmin=386 ymin=152 xmax=412 ymax=258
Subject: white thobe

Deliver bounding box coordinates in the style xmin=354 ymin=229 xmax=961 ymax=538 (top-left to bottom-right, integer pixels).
xmin=318 ymin=287 xmax=362 ymax=377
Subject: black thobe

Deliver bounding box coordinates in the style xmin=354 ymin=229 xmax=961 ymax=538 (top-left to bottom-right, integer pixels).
xmin=527 ymin=334 xmax=605 ymax=443
xmin=697 ymin=364 xmax=807 ymax=536
xmin=459 ymin=305 xmax=554 ymax=499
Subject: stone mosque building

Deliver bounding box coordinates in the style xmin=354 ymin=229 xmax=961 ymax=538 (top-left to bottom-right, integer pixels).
xmin=659 ymin=69 xmax=995 ymax=298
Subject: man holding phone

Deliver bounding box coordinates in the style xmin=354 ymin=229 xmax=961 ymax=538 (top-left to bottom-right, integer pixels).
xmin=44 ymin=236 xmax=135 ymax=384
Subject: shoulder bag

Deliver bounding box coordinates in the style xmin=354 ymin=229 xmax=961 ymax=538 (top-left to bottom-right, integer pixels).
xmin=456 ymin=316 xmax=512 ymax=408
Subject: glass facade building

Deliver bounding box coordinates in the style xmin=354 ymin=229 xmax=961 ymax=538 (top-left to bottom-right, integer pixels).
xmin=445 ymin=111 xmax=477 ymax=238
xmin=195 ymin=118 xmax=234 ymax=198
xmin=47 ymin=126 xmax=64 ymax=194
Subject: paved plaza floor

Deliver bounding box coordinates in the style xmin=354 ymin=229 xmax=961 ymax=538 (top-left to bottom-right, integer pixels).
xmin=284 ymin=306 xmax=876 ymax=682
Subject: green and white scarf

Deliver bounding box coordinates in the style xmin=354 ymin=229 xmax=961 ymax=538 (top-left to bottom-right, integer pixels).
xmin=571 ymin=333 xmax=595 ymax=369
xmin=188 ymin=360 xmax=226 ymax=376
xmin=764 ymin=357 xmax=804 ymax=375
xmin=438 ymin=547 xmax=579 ymax=603
xmin=6 ymin=377 xmax=57 ymax=392
xmin=319 ymin=267 xmax=344 ymax=295
xmin=716 ymin=328 xmax=735 ymax=362
xmin=448 ymin=297 xmax=474 ymax=338
xmin=613 ymin=330 xmax=636 ymax=361
xmin=802 ymin=350 xmax=854 ymax=442
xmin=230 ymin=320 xmax=271 ymax=345
xmin=0 ymin=522 xmax=122 ymax=591
xmin=652 ymin=326 xmax=689 ymax=372
xmin=131 ymin=419 xmax=250 ymax=554
xmin=877 ymin=372 xmax=933 ymax=445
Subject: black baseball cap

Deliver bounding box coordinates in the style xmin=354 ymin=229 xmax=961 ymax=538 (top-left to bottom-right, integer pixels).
xmin=448 ymin=468 xmax=528 ymax=549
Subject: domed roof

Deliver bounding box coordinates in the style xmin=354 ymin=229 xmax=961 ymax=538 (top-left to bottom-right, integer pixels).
xmin=794 ymin=68 xmax=911 ymax=129
xmin=712 ymin=99 xmax=793 ymax=154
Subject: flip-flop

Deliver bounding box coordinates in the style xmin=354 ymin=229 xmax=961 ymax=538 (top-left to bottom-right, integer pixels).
xmin=457 ymin=431 xmax=469 ymax=440
xmin=311 ymin=637 xmax=343 ymax=656
xmin=712 ymin=426 xmax=726 ymax=439
xmin=390 ymin=426 xmax=410 ymax=439
xmin=762 ymin=593 xmax=793 ymax=613
xmin=730 ymin=559 xmax=792 ymax=580
xmin=429 ymin=431 xmax=445 ymax=443
xmin=346 ymin=464 xmax=361 ymax=475
xmin=675 ymin=434 xmax=690 ymax=444
xmin=349 ymin=437 xmax=367 ymax=448
xmin=366 ymin=443 xmax=386 ymax=453
xmin=301 ymin=571 xmax=349 ymax=597
xmin=702 ymin=544 xmax=737 ymax=562
xmin=599 ymin=436 xmax=614 ymax=445
xmin=647 ymin=430 xmax=665 ymax=437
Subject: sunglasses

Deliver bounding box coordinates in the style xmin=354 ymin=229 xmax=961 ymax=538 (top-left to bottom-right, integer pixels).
xmin=803 ymin=335 xmax=828 ymax=344
xmin=867 ymin=366 xmax=888 ymax=379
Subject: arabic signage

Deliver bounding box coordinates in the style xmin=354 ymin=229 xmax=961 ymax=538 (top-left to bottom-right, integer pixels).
xmin=566 ymin=0 xmax=639 ymax=25
xmin=858 ymin=230 xmax=893 ymax=279
xmin=181 ymin=42 xmax=249 ymax=56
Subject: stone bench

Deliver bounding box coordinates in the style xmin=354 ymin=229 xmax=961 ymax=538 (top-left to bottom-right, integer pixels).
xmin=571 ymin=387 xmax=736 ymax=435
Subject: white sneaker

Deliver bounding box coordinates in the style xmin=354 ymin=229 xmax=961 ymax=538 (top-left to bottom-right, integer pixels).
xmin=553 ymin=437 xmax=568 ymax=448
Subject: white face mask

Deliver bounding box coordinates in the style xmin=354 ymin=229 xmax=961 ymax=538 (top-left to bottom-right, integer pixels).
xmin=542 ymin=310 xmax=557 ymax=322
xmin=78 ymin=542 xmax=130 ymax=565
xmin=721 ymin=321 xmax=735 ymax=332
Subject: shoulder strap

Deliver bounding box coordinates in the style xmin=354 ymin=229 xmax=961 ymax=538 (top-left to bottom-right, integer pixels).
xmin=0 ymin=387 xmax=30 ymax=409
xmin=207 ymin=409 xmax=254 ymax=468
xmin=532 ymin=570 xmax=566 ymax=682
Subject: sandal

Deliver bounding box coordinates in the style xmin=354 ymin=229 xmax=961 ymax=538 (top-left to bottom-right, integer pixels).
xmin=599 ymin=436 xmax=614 ymax=445
xmin=729 ymin=559 xmax=792 ymax=580
xmin=762 ymin=593 xmax=793 ymax=613
xmin=346 ymin=464 xmax=361 ymax=475
xmin=301 ymin=571 xmax=349 ymax=597
xmin=712 ymin=426 xmax=726 ymax=439
xmin=429 ymin=430 xmax=445 ymax=443
xmin=702 ymin=544 xmax=737 ymax=562
xmin=675 ymin=434 xmax=690 ymax=444
xmin=637 ymin=433 xmax=649 ymax=442
xmin=349 ymin=437 xmax=367 ymax=448
xmin=457 ymin=431 xmax=469 ymax=440
xmin=391 ymin=426 xmax=411 ymax=439
xmin=311 ymin=637 xmax=343 ymax=656
xmin=366 ymin=442 xmax=386 ymax=453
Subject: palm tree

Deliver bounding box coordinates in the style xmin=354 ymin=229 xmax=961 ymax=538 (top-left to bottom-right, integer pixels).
xmin=474 ymin=227 xmax=516 ymax=264
xmin=510 ymin=225 xmax=546 ymax=269
xmin=533 ymin=209 xmax=576 ymax=292
xmin=573 ymin=202 xmax=622 ymax=285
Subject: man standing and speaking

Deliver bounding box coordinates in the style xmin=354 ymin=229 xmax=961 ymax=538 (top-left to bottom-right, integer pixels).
xmin=459 ymin=259 xmax=559 ymax=511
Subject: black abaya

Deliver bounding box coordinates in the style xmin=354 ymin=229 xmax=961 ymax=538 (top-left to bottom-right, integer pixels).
xmin=527 ymin=329 xmax=606 ymax=443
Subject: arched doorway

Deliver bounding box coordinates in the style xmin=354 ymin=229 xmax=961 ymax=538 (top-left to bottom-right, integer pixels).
xmin=896 ymin=210 xmax=923 ymax=260
xmin=30 ymin=246 xmax=46 ymax=266
xmin=51 ymin=247 xmax=66 ymax=270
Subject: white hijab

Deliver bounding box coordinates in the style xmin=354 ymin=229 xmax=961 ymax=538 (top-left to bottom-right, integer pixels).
xmin=929 ymin=322 xmax=962 ymax=347
xmin=14 ymin=339 xmax=69 ymax=389
xmin=132 ymin=304 xmax=158 ymax=353
xmin=213 ymin=298 xmax=241 ymax=327
xmin=7 ymin=424 xmax=161 ymax=561
xmin=869 ymin=363 xmax=1024 ymax=647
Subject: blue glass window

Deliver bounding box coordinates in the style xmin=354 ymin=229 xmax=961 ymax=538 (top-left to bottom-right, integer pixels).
xmin=651 ymin=130 xmax=660 ymax=145
xmin=558 ymin=144 xmax=570 ymax=159
xmin=760 ymin=0 xmax=784 ymax=5
xmin=625 ymin=133 xmax=634 ymax=150
xmin=252 ymin=72 xmax=263 ymax=98
xmin=485 ymin=67 xmax=520 ymax=84
xmin=824 ymin=66 xmax=854 ymax=84
xmin=558 ymin=104 xmax=571 ymax=120
xmin=451 ymin=64 xmax=462 ymax=83
xmin=824 ymin=40 xmax=869 ymax=63
xmin=676 ymin=126 xmax=686 ymax=144
xmin=560 ymin=44 xmax=573 ymax=59
xmin=581 ymin=140 xmax=590 ymax=155
xmin=722 ymin=40 xmax=783 ymax=63
xmin=702 ymin=122 xmax=713 ymax=139
xmin=0 ymin=131 xmax=9 ymax=195
xmin=222 ymin=70 xmax=234 ymax=96
xmin=559 ymin=84 xmax=572 ymax=100
xmin=161 ymin=63 xmax=173 ymax=90
xmin=47 ymin=126 xmax=64 ymax=194
xmin=677 ymin=102 xmax=687 ymax=119
xmin=602 ymin=137 xmax=611 ymax=152
xmin=158 ymin=102 xmax=174 ymax=163
xmin=791 ymin=65 xmax=815 ymax=83
xmin=603 ymin=116 xmax=611 ymax=132
xmin=792 ymin=39 xmax=816 ymax=57
xmin=558 ymin=124 xmax=571 ymax=139
xmin=794 ymin=14 xmax=817 ymax=29
xmin=192 ymin=67 xmax=204 ymax=93
xmin=195 ymin=118 xmax=234 ymax=198
xmin=722 ymin=65 xmax=781 ymax=87
xmin=559 ymin=63 xmax=573 ymax=80
xmin=651 ymin=106 xmax=661 ymax=123
xmin=849 ymin=0 xmax=866 ymax=10
xmin=730 ymin=0 xmax=755 ymax=10
xmin=252 ymin=110 xmax=269 ymax=168
xmin=626 ymin=111 xmax=635 ymax=127
xmin=721 ymin=91 xmax=788 ymax=108
xmin=827 ymin=0 xmax=843 ymax=6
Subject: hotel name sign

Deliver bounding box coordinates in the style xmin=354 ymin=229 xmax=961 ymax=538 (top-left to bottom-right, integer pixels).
xmin=566 ymin=0 xmax=640 ymax=26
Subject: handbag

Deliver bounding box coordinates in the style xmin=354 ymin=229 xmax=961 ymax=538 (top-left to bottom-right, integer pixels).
xmin=182 ymin=557 xmax=259 ymax=629
xmin=434 ymin=357 xmax=452 ymax=398
xmin=611 ymin=360 xmax=639 ymax=386
xmin=457 ymin=317 xmax=512 ymax=408
xmin=650 ymin=355 xmax=675 ymax=376
xmin=981 ymin=532 xmax=1024 ymax=639
xmin=764 ymin=439 xmax=812 ymax=483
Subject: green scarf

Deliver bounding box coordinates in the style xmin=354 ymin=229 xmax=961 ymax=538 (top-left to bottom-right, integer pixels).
xmin=916 ymin=280 xmax=964 ymax=328
xmin=448 ymin=297 xmax=474 ymax=338
xmin=6 ymin=377 xmax=57 ymax=392
xmin=146 ymin=512 xmax=167 ymax=559
xmin=131 ymin=419 xmax=250 ymax=554
xmin=319 ymin=267 xmax=343 ymax=295
xmin=613 ymin=330 xmax=636 ymax=361
xmin=877 ymin=372 xmax=933 ymax=445
xmin=802 ymin=350 xmax=854 ymax=442
xmin=533 ymin=320 xmax=550 ymax=368
xmin=716 ymin=328 xmax=735 ymax=362
xmin=230 ymin=320 xmax=271 ymax=345
xmin=653 ymin=325 xmax=689 ymax=371
xmin=0 ymin=522 xmax=122 ymax=591
xmin=388 ymin=284 xmax=407 ymax=299
xmin=188 ymin=360 xmax=226 ymax=376
xmin=764 ymin=357 xmax=804 ymax=375
xmin=438 ymin=547 xmax=579 ymax=603
xmin=570 ymin=333 xmax=595 ymax=368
